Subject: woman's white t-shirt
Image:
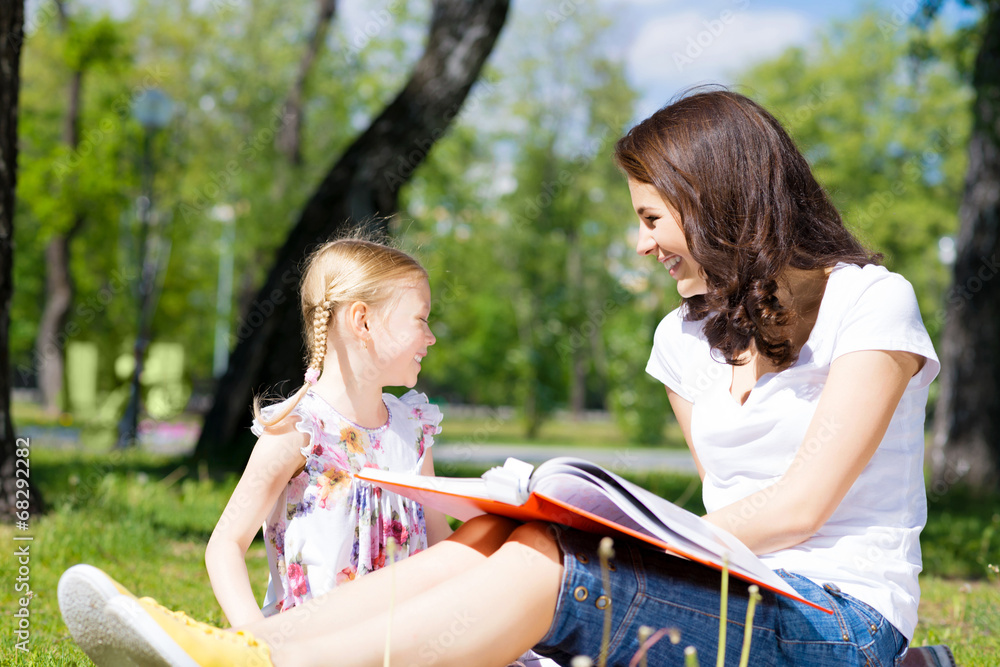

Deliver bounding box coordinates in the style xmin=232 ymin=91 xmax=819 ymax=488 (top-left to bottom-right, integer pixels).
xmin=646 ymin=263 xmax=939 ymax=639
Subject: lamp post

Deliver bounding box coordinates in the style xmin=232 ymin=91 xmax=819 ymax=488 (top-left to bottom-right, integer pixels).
xmin=116 ymin=88 xmax=174 ymax=449
xmin=211 ymin=203 xmax=235 ymax=379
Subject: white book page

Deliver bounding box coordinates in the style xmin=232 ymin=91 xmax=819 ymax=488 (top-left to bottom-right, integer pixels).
xmin=357 ymin=467 xmax=493 ymax=499
xmin=531 ymin=465 xmax=719 ymax=559
xmin=528 ymin=473 xmax=655 ymax=536
xmin=531 ymin=458 xmax=795 ymax=598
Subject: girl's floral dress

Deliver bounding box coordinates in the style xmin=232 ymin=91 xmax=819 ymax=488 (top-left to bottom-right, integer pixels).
xmin=251 ymin=389 xmax=442 ymax=616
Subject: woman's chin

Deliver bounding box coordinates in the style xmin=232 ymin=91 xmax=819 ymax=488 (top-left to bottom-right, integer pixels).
xmin=676 ymin=279 xmax=708 ymax=299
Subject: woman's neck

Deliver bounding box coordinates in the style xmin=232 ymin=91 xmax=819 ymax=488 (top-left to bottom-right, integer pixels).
xmin=737 ymin=266 xmax=831 ymax=371
xmin=777 ymin=266 xmax=831 ymax=347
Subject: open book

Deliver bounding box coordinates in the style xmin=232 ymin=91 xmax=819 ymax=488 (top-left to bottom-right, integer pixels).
xmin=356 ymin=457 xmax=830 ymax=613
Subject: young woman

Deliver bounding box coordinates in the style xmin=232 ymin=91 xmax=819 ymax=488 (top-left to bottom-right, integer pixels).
xmin=59 ymin=90 xmax=936 ymax=667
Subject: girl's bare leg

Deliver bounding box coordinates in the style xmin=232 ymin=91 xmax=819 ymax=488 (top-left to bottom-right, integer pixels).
xmin=268 ymin=521 xmax=564 ymax=667
xmin=240 ymin=515 xmax=521 ymax=644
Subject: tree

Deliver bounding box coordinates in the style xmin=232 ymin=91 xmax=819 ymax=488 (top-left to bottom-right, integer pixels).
xmin=275 ymin=0 xmax=338 ymax=166
xmin=929 ymin=0 xmax=1000 ymax=490
xmin=34 ymin=5 xmax=127 ymax=415
xmin=195 ymin=0 xmax=510 ymax=463
xmin=1 ymin=0 xmax=44 ymax=517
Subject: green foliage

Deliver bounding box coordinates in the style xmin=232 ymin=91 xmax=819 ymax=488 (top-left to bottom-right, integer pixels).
xmin=63 ymin=15 xmax=129 ymax=72
xmin=923 ymin=485 xmax=1000 ymax=579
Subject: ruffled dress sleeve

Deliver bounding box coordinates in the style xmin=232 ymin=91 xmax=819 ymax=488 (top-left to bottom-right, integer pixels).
xmin=250 ymin=395 xmax=327 ymax=460
xmin=397 ymin=390 xmax=442 ymax=459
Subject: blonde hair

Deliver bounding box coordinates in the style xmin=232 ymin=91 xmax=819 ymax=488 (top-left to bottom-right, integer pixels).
xmin=252 ymin=237 xmax=427 ymax=429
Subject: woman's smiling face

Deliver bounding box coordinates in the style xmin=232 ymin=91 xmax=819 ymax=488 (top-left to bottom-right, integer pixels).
xmin=629 ymin=179 xmax=708 ymax=298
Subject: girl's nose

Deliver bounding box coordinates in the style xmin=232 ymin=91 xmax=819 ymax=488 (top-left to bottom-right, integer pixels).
xmin=635 ymin=225 xmax=657 ymax=256
xmin=426 ymin=327 xmax=437 ymax=346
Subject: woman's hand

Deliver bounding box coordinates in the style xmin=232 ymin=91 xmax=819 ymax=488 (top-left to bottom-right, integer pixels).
xmin=205 ymin=420 xmax=307 ymax=628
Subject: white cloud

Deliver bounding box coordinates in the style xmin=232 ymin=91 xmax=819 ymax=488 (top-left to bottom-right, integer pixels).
xmin=626 ymin=6 xmax=814 ymax=115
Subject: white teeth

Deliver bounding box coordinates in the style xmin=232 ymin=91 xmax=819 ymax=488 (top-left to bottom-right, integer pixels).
xmin=665 ymin=256 xmax=681 ymax=269
xmin=414 ymin=355 xmax=422 ymax=363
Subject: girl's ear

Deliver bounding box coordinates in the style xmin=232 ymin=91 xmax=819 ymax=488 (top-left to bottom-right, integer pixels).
xmin=347 ymin=301 xmax=370 ymax=339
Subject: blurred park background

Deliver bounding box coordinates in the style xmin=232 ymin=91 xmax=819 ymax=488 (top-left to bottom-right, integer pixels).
xmin=0 ymin=0 xmax=998 ymax=663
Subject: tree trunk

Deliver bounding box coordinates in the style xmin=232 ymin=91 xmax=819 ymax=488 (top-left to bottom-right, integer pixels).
xmin=1 ymin=0 xmax=44 ymax=518
xmin=195 ymin=0 xmax=510 ymax=464
xmin=36 ymin=0 xmax=85 ymax=414
xmin=276 ymin=0 xmax=337 ymax=166
xmin=36 ymin=216 xmax=83 ymax=414
xmin=931 ymin=1 xmax=1000 ymax=491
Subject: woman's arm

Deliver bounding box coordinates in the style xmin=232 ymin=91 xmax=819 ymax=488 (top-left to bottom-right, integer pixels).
xmin=205 ymin=422 xmax=307 ymax=627
xmin=665 ymin=386 xmax=705 ymax=481
xmin=702 ymin=349 xmax=923 ymax=554
xmin=419 ymin=448 xmax=455 ymax=545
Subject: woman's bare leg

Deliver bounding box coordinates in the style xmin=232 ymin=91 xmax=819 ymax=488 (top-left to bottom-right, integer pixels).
xmin=240 ymin=515 xmax=521 ymax=644
xmin=267 ymin=521 xmax=564 ymax=667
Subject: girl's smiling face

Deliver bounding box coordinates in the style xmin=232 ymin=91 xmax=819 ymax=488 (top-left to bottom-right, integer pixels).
xmin=629 ymin=179 xmax=708 ymax=298
xmin=367 ymin=278 xmax=436 ymax=388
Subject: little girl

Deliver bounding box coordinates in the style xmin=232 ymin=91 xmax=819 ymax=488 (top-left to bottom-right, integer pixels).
xmin=204 ymin=237 xmax=453 ymax=626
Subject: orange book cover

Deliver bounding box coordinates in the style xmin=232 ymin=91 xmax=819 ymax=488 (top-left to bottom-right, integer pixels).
xmin=355 ymin=465 xmax=831 ymax=614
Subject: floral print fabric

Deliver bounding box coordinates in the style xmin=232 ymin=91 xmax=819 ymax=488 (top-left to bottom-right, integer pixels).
xmin=251 ymin=389 xmax=442 ymax=616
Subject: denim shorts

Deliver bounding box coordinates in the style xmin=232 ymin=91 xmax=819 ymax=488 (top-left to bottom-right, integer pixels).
xmin=533 ymin=528 xmax=908 ymax=667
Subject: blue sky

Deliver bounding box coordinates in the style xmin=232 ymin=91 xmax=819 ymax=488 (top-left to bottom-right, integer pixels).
xmin=605 ymin=0 xmax=979 ymax=118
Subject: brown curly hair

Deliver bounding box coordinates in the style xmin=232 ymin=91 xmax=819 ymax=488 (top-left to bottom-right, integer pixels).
xmin=614 ymin=89 xmax=880 ymax=368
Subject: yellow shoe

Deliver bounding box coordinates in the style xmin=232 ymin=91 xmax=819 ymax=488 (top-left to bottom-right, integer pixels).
xmin=103 ymin=595 xmax=273 ymax=666
xmin=58 ymin=564 xmax=141 ymax=665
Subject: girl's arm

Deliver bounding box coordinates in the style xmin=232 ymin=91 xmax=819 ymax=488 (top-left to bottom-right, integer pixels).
xmin=672 ymin=349 xmax=922 ymax=555
xmin=205 ymin=421 xmax=307 ymax=627
xmin=419 ymin=448 xmax=454 ymax=545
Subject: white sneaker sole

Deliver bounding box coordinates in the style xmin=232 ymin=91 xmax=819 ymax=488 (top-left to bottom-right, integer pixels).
xmin=58 ymin=564 xmax=141 ymax=667
xmin=104 ymin=596 xmax=199 ymax=667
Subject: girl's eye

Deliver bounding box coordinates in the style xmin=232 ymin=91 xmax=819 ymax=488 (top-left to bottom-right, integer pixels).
xmin=644 ymin=216 xmax=658 ymax=227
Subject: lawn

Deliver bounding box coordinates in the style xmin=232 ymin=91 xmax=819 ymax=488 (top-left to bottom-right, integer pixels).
xmin=433 ymin=407 xmax=689 ymax=449
xmin=1 ymin=446 xmax=997 ymax=665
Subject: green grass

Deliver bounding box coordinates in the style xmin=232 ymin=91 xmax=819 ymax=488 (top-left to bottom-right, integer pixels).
xmin=435 ymin=412 xmax=688 ymax=449
xmin=0 ymin=448 xmax=270 ymax=665
xmin=914 ymin=576 xmax=1000 ymax=666
xmin=1 ymin=447 xmax=997 ymax=664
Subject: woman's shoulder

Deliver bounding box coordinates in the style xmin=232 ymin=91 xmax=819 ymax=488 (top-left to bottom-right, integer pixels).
xmin=826 ymin=262 xmax=915 ymax=303
xmin=653 ymin=302 xmax=711 ymax=348
xmin=819 ymin=262 xmax=939 ymax=381
xmin=820 ymin=262 xmax=926 ymax=331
